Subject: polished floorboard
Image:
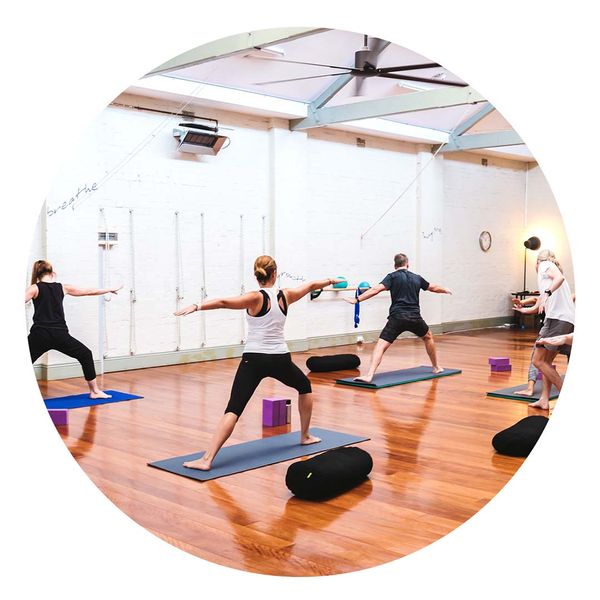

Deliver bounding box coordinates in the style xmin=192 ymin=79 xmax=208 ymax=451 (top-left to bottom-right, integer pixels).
xmin=36 ymin=328 xmax=566 ymax=576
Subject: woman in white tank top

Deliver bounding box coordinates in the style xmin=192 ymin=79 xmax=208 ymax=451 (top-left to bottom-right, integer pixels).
xmin=175 ymin=255 xmax=342 ymax=471
xmin=513 ymin=249 xmax=575 ymax=410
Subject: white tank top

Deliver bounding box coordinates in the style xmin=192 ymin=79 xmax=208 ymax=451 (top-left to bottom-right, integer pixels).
xmin=537 ymin=260 xmax=575 ymax=325
xmin=244 ymin=287 xmax=289 ymax=354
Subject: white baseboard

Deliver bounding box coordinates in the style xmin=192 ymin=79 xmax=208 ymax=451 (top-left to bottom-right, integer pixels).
xmin=34 ymin=315 xmax=512 ymax=380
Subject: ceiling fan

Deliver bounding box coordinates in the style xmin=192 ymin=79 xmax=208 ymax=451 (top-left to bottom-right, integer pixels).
xmin=249 ymin=35 xmax=467 ymax=95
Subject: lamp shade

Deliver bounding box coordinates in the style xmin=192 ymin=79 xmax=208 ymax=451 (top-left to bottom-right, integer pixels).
xmin=524 ymin=236 xmax=541 ymax=250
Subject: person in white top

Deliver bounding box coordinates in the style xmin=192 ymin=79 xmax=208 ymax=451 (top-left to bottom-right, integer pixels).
xmin=174 ymin=255 xmax=342 ymax=471
xmin=513 ymin=249 xmax=575 ymax=409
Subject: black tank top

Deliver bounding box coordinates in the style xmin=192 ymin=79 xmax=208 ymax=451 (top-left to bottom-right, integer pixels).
xmin=32 ymin=282 xmax=68 ymax=330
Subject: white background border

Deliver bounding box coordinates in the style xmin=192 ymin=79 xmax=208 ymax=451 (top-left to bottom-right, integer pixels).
xmin=1 ymin=1 xmax=598 ymax=598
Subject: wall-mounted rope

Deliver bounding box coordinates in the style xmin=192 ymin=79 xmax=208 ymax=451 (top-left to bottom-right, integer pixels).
xmin=199 ymin=212 xmax=208 ymax=348
xmin=129 ymin=209 xmax=137 ymax=355
xmin=239 ymin=214 xmax=246 ymax=344
xmin=175 ymin=211 xmax=184 ymax=351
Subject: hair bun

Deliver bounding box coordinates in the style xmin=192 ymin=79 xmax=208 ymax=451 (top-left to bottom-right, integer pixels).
xmin=255 ymin=267 xmax=267 ymax=277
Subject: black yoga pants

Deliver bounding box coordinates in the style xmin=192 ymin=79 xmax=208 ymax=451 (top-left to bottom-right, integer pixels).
xmin=28 ymin=327 xmax=96 ymax=381
xmin=225 ymin=352 xmax=312 ymax=417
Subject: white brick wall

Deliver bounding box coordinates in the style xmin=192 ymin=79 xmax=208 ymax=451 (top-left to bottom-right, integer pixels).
xmin=442 ymin=153 xmax=526 ymax=322
xmin=306 ymin=130 xmax=418 ymax=336
xmin=27 ymin=97 xmax=573 ymax=370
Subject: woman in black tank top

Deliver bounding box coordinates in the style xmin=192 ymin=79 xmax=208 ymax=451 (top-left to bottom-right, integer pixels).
xmin=25 ymin=260 xmax=122 ymax=399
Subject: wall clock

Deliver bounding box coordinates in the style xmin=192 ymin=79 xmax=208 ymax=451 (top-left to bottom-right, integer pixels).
xmin=479 ymin=230 xmax=492 ymax=252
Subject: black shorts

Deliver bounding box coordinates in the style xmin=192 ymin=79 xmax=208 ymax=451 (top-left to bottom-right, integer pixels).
xmin=537 ymin=317 xmax=574 ymax=354
xmin=225 ymin=352 xmax=312 ymax=417
xmin=379 ymin=315 xmax=429 ymax=342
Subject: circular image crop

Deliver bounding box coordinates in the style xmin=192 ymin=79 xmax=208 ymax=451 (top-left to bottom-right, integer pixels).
xmin=26 ymin=27 xmax=574 ymax=576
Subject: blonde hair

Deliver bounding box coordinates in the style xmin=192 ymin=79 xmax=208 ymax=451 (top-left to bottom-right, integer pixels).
xmin=537 ymin=249 xmax=563 ymax=273
xmin=254 ymin=255 xmax=277 ymax=285
xmin=31 ymin=260 xmax=53 ymax=285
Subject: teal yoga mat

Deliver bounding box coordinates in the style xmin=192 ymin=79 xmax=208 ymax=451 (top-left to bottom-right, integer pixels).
xmin=148 ymin=427 xmax=369 ymax=482
xmin=336 ymin=365 xmax=462 ymax=389
xmin=487 ymin=381 xmax=560 ymax=402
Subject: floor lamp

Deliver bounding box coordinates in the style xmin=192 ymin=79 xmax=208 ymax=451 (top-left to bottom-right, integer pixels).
xmin=523 ymin=236 xmax=541 ymax=292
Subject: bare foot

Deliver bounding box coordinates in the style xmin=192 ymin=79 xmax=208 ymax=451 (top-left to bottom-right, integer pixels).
xmin=301 ymin=434 xmax=321 ymax=445
xmin=183 ymin=455 xmax=212 ymax=471
xmin=528 ymin=398 xmax=549 ymax=410
xmin=514 ymin=389 xmax=535 ymax=397
xmin=90 ymin=391 xmax=112 ymax=399
xmin=354 ymin=375 xmax=373 ymax=383
xmin=432 ymin=366 xmax=444 ymax=374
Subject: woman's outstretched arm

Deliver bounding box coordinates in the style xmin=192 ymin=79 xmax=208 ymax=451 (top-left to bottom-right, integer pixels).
xmin=175 ymin=291 xmax=263 ymax=316
xmin=513 ymin=296 xmax=542 ymax=315
xmin=284 ymin=278 xmax=344 ymax=305
xmin=63 ymin=284 xmax=123 ymax=297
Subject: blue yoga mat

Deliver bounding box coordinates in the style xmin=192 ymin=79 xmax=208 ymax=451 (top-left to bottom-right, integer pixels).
xmin=336 ymin=365 xmax=462 ymax=389
xmin=44 ymin=390 xmax=143 ymax=409
xmin=148 ymin=427 xmax=370 ymax=482
xmin=487 ymin=381 xmax=560 ymax=402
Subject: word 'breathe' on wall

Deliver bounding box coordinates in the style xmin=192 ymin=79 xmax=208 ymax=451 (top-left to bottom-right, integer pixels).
xmin=47 ymin=183 xmax=98 ymax=217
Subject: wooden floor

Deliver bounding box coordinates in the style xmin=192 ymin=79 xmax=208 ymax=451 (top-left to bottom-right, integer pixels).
xmin=37 ymin=328 xmax=566 ymax=576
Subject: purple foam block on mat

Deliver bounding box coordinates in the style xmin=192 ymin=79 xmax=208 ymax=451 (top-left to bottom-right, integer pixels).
xmin=491 ymin=364 xmax=512 ymax=372
xmin=48 ymin=409 xmax=68 ymax=426
xmin=263 ymin=397 xmax=288 ymax=427
xmin=488 ymin=357 xmax=511 ymax=366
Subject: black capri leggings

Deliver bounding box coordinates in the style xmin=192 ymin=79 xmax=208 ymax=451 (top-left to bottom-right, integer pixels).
xmin=28 ymin=327 xmax=96 ymax=381
xmin=226 ymin=352 xmax=312 ymax=417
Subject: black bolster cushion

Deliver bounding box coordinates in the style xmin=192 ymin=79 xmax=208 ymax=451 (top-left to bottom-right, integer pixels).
xmin=285 ymin=447 xmax=373 ymax=500
xmin=306 ymin=354 xmax=361 ymax=372
xmin=492 ymin=415 xmax=549 ymax=457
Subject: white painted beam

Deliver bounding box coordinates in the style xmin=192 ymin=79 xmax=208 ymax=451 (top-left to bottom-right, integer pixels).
xmin=435 ymin=130 xmax=524 ymax=152
xmin=451 ymin=102 xmax=495 ymax=136
xmin=145 ymin=28 xmax=327 ymax=76
xmin=290 ymin=86 xmax=485 ymax=130
xmin=310 ymin=73 xmax=355 ymax=109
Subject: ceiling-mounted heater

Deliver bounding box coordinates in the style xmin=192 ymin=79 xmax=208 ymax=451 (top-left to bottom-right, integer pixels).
xmin=173 ymin=118 xmax=229 ymax=155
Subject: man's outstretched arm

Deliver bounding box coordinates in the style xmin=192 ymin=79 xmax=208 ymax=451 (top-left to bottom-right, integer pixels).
xmin=343 ymin=283 xmax=387 ymax=305
xmin=427 ymin=283 xmax=452 ymax=294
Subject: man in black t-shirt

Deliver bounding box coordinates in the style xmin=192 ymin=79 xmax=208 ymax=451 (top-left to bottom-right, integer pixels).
xmin=345 ymin=253 xmax=452 ymax=383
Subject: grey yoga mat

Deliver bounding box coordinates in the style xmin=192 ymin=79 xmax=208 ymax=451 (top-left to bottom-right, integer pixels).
xmin=147 ymin=427 xmax=370 ymax=482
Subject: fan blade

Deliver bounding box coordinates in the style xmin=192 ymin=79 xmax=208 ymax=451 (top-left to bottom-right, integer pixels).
xmin=377 ymin=62 xmax=441 ymax=73
xmin=378 ymin=73 xmax=468 ymax=87
xmin=354 ymin=76 xmax=366 ymax=96
xmin=249 ymin=55 xmax=352 ymax=71
xmin=252 ymin=72 xmax=353 ymax=85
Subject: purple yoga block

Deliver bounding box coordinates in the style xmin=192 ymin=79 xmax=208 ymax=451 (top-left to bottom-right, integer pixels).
xmin=488 ymin=357 xmax=511 ymax=366
xmin=262 ymin=397 xmax=288 ymax=427
xmin=48 ymin=408 xmax=68 ymax=426
xmin=491 ymin=364 xmax=512 ymax=372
